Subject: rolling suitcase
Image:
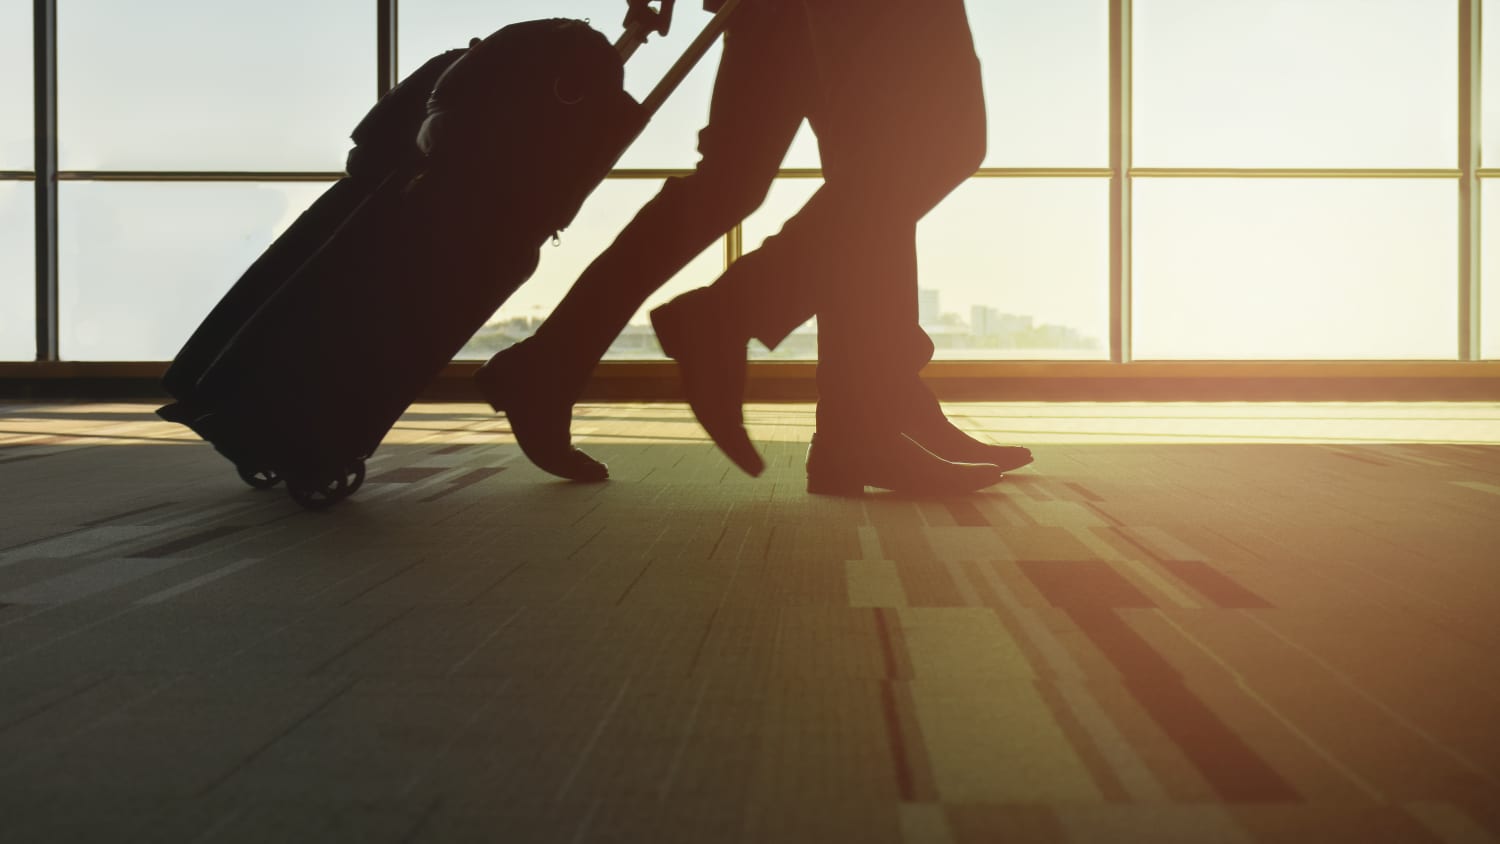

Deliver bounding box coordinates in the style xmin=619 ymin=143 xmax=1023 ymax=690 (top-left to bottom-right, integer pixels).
xmin=158 ymin=46 xmax=468 ymax=401
xmin=158 ymin=0 xmax=739 ymax=509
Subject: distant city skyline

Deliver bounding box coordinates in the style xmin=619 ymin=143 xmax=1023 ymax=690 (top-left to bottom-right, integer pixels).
xmin=459 ymin=287 xmax=1103 ymax=362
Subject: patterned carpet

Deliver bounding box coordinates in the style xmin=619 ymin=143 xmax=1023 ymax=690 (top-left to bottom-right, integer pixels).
xmin=1 ymin=400 xmax=1498 ymax=843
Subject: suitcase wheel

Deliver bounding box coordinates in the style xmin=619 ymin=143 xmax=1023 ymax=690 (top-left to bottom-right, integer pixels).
xmin=286 ymin=460 xmax=366 ymax=511
xmin=236 ymin=465 xmax=282 ymax=490
xmin=343 ymin=460 xmax=367 ymax=496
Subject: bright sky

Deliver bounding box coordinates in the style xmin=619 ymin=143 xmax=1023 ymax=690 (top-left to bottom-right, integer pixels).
xmin=0 ymin=0 xmax=1494 ymax=361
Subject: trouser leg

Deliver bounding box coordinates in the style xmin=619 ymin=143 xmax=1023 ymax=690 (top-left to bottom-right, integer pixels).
xmin=699 ymin=172 xmax=934 ymax=437
xmin=513 ymin=0 xmax=812 ymax=392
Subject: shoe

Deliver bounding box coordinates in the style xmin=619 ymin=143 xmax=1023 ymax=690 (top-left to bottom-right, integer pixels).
xmin=474 ymin=340 xmax=608 ymax=483
xmin=906 ymin=418 xmax=1033 ymax=472
xmin=805 ymin=431 xmax=1006 ymax=496
xmin=651 ymin=289 xmax=764 ymax=477
xmin=896 ymin=383 xmax=1033 ymax=471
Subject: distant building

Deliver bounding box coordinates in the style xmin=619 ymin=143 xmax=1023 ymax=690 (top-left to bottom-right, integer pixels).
xmin=461 ymin=298 xmax=1100 ymax=360
xmin=918 ymin=289 xmax=941 ymax=325
xmin=970 ymin=306 xmax=1033 ymax=339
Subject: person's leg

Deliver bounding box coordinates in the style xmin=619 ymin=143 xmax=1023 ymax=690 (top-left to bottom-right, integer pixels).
xmin=477 ymin=0 xmax=814 ymax=480
xmin=654 ymin=0 xmax=1027 ymax=488
xmin=652 ymin=178 xmax=1008 ymax=492
xmin=803 ymin=216 xmax=1030 ymax=472
xmin=802 ymin=0 xmax=1032 ymax=478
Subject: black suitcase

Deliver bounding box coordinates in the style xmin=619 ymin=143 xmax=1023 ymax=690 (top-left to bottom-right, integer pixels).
xmin=158 ymin=46 xmax=468 ymax=402
xmin=158 ymin=0 xmax=736 ymax=509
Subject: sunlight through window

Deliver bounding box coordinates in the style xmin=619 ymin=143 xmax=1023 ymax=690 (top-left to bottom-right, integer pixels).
xmin=3 ymin=2 xmax=1492 ymax=366
xmin=59 ymin=182 xmax=327 ymax=360
xmin=1135 ymin=0 xmax=1455 ymax=168
xmin=0 ymin=0 xmax=30 ymax=169
xmin=59 ymin=0 xmax=371 ymax=171
xmin=0 ymin=182 xmax=34 ymax=361
xmin=1133 ymin=179 xmax=1457 ymax=359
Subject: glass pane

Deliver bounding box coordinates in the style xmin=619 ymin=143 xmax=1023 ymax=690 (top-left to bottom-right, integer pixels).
xmin=921 ymin=178 xmax=1109 ymax=359
xmin=59 ymin=0 xmax=372 ymax=171
xmin=1484 ymin=6 xmax=1500 ymax=168
xmin=0 ymin=0 xmax=30 ymax=169
xmin=459 ymin=178 xmax=725 ymax=360
xmin=1133 ymin=179 xmax=1457 ymax=359
xmin=1135 ymin=0 xmax=1456 ymax=168
xmin=400 ymin=0 xmax=721 ymax=170
xmin=970 ymin=0 xmax=1108 ymax=168
xmin=740 ymin=177 xmax=1110 ymax=361
xmin=0 ymin=182 xmax=34 ymax=360
xmin=1482 ymin=181 xmax=1500 ymax=359
xmin=59 ymin=182 xmax=328 ymax=361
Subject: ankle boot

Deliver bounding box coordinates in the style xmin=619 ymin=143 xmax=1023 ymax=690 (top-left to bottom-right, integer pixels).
xmin=651 ymin=288 xmax=763 ymax=477
xmin=906 ymin=415 xmax=1033 ymax=472
xmin=474 ymin=340 xmax=608 ymax=482
xmin=805 ymin=431 xmax=1006 ymax=496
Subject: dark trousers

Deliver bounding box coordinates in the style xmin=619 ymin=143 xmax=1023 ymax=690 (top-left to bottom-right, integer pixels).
xmin=514 ymin=0 xmax=985 ymax=435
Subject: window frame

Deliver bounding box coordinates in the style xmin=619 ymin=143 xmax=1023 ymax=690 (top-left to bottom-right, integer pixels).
xmin=6 ymin=0 xmax=1488 ymax=366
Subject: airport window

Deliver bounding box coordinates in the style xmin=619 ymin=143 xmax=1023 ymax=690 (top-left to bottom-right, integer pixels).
xmin=1133 ymin=179 xmax=1457 ymax=359
xmin=1482 ymin=5 xmax=1500 ymax=360
xmin=6 ymin=1 xmax=1493 ymax=366
xmin=0 ymin=0 xmax=32 ymax=361
xmin=0 ymin=183 xmax=34 ymax=361
xmin=0 ymin=0 xmax=30 ymax=169
xmin=736 ymin=176 xmax=1113 ymax=362
xmin=58 ymin=182 xmax=327 ymax=360
xmin=1134 ymin=0 xmax=1455 ymax=168
xmin=58 ymin=0 xmax=371 ymax=172
xmin=920 ymin=179 xmax=1111 ymax=360
xmin=972 ymin=0 xmax=1110 ymax=168
xmin=1131 ymin=0 xmax=1471 ymax=362
xmin=1480 ymin=1 xmax=1500 ymax=168
xmin=1483 ymin=181 xmax=1500 ymax=360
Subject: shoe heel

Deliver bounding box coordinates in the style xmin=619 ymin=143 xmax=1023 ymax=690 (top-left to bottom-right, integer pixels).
xmin=806 ymin=473 xmax=865 ymax=497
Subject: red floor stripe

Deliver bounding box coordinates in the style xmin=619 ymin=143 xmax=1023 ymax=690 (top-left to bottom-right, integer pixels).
xmin=1160 ymin=560 xmax=1274 ymax=609
xmin=1073 ymin=609 xmax=1301 ymax=803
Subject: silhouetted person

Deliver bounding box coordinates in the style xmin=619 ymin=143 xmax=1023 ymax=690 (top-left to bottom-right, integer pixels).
xmin=476 ymin=0 xmax=1032 ymax=493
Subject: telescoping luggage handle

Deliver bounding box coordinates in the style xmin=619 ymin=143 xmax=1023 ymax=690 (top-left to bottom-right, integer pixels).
xmin=615 ymin=0 xmax=744 ymax=120
xmin=617 ymin=0 xmax=675 ymax=60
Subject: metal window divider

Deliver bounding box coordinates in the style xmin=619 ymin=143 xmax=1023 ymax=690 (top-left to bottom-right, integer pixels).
xmin=33 ymin=0 xmax=58 ymax=363
xmin=1460 ymin=0 xmax=1483 ymax=361
xmin=1110 ymin=0 xmax=1133 ymax=364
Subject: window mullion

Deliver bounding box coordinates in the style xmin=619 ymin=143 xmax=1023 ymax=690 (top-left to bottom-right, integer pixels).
xmin=33 ymin=0 xmax=57 ymax=362
xmin=1460 ymin=0 xmax=1482 ymax=361
xmin=378 ymin=0 xmax=398 ymax=97
xmin=1110 ymin=0 xmax=1132 ymax=363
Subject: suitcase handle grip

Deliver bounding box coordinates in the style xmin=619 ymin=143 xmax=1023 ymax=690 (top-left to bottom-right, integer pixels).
xmin=616 ymin=0 xmax=676 ymax=62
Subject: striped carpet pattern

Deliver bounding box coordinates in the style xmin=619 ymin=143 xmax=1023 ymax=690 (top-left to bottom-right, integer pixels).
xmin=0 ymin=400 xmax=1498 ymax=843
